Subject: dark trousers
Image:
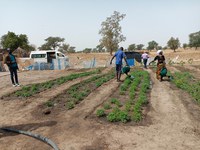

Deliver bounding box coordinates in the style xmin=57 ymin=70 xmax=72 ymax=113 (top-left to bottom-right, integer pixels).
xmin=9 ymin=67 xmax=19 ymax=84
xmin=143 ymin=59 xmax=148 ymax=68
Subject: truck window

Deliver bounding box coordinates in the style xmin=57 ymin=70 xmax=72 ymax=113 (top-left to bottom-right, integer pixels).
xmin=31 ymin=54 xmax=46 ymax=58
xmin=57 ymin=53 xmax=65 ymax=57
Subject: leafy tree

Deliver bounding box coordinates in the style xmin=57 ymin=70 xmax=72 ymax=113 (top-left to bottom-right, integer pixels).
xmin=96 ymin=44 xmax=105 ymax=52
xmin=59 ymin=44 xmax=76 ymax=53
xmin=58 ymin=43 xmax=70 ymax=53
xmin=136 ymin=44 xmax=144 ymax=50
xmin=99 ymin=11 xmax=126 ymax=55
xmin=182 ymin=43 xmax=188 ymax=49
xmin=92 ymin=48 xmax=97 ymax=53
xmin=157 ymin=46 xmax=162 ymax=50
xmin=39 ymin=37 xmax=65 ymax=50
xmin=83 ymin=48 xmax=92 ymax=53
xmin=38 ymin=43 xmax=51 ymax=50
xmin=0 ymin=31 xmax=33 ymax=53
xmin=189 ymin=31 xmax=200 ymax=50
xmin=128 ymin=44 xmax=136 ymax=51
xmin=167 ymin=37 xmax=180 ymax=52
xmin=163 ymin=46 xmax=168 ymax=50
xmin=147 ymin=40 xmax=158 ymax=51
xmin=68 ymin=46 xmax=76 ymax=53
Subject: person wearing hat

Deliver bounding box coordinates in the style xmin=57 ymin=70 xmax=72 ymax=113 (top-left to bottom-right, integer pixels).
xmin=110 ymin=47 xmax=129 ymax=82
xmin=4 ymin=48 xmax=20 ymax=86
xmin=150 ymin=50 xmax=165 ymax=81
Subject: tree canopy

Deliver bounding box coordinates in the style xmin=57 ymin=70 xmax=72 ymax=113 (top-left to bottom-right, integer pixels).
xmin=99 ymin=11 xmax=126 ymax=55
xmin=147 ymin=40 xmax=158 ymax=51
xmin=0 ymin=31 xmax=34 ymax=52
xmin=128 ymin=44 xmax=136 ymax=51
xmin=39 ymin=37 xmax=65 ymax=50
xmin=189 ymin=31 xmax=200 ymax=49
xmin=136 ymin=44 xmax=144 ymax=50
xmin=167 ymin=37 xmax=180 ymax=52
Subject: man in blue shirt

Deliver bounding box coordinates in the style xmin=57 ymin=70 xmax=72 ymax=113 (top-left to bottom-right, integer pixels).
xmin=5 ymin=48 xmax=20 ymax=87
xmin=110 ymin=47 xmax=128 ymax=82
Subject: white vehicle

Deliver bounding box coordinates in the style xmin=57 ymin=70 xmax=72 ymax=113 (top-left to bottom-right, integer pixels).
xmin=30 ymin=50 xmax=68 ymax=63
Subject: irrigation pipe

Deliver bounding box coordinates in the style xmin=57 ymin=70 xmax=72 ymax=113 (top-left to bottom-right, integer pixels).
xmin=1 ymin=127 xmax=60 ymax=150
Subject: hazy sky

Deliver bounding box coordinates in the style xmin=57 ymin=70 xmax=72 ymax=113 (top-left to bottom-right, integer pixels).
xmin=0 ymin=0 xmax=200 ymax=51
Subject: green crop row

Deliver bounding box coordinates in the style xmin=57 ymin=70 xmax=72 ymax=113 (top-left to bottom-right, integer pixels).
xmin=44 ymin=72 xmax=114 ymax=110
xmin=132 ymin=71 xmax=150 ymax=121
xmin=172 ymin=72 xmax=200 ymax=103
xmin=96 ymin=70 xmax=150 ymax=123
xmin=66 ymin=72 xmax=115 ymax=109
xmin=14 ymin=69 xmax=101 ymax=98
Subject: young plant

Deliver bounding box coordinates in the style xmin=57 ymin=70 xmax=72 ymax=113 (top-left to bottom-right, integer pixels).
xmin=67 ymin=101 xmax=75 ymax=109
xmin=103 ymin=103 xmax=111 ymax=110
xmin=96 ymin=109 xmax=105 ymax=117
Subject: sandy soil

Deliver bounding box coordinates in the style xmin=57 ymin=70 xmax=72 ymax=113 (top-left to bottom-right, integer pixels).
xmin=0 ymin=49 xmax=200 ymax=150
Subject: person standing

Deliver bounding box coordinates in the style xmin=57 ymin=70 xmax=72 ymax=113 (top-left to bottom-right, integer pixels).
xmin=4 ymin=48 xmax=20 ymax=87
xmin=150 ymin=50 xmax=165 ymax=81
xmin=141 ymin=51 xmax=149 ymax=69
xmin=110 ymin=47 xmax=128 ymax=82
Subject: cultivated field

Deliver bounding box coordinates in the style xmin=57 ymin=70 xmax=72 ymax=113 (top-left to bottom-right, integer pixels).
xmin=0 ymin=49 xmax=200 ymax=150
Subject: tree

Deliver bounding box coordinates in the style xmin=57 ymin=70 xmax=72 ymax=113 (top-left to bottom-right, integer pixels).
xmin=157 ymin=46 xmax=162 ymax=50
xmin=136 ymin=44 xmax=144 ymax=50
xmin=99 ymin=11 xmax=126 ymax=55
xmin=0 ymin=31 xmax=33 ymax=52
xmin=163 ymin=46 xmax=168 ymax=50
xmin=128 ymin=44 xmax=136 ymax=51
xmin=182 ymin=43 xmax=188 ymax=49
xmin=189 ymin=31 xmax=200 ymax=50
xmin=147 ymin=40 xmax=158 ymax=51
xmin=58 ymin=43 xmax=70 ymax=53
xmin=59 ymin=44 xmax=76 ymax=53
xmin=68 ymin=46 xmax=76 ymax=53
xmin=167 ymin=37 xmax=180 ymax=52
xmin=83 ymin=48 xmax=92 ymax=53
xmin=39 ymin=37 xmax=65 ymax=50
xmin=96 ymin=44 xmax=105 ymax=52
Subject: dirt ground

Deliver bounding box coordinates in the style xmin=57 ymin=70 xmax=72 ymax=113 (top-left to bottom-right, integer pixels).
xmin=0 ymin=49 xmax=200 ymax=150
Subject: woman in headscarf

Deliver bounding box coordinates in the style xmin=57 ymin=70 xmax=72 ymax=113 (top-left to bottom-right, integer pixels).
xmin=150 ymin=50 xmax=165 ymax=81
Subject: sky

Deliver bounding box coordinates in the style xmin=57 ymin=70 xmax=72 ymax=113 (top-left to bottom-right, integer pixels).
xmin=0 ymin=0 xmax=200 ymax=51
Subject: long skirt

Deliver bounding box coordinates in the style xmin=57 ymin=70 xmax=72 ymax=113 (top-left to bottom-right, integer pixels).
xmin=156 ymin=63 xmax=165 ymax=80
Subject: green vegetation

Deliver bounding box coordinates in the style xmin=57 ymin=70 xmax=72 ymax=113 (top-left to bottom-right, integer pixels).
xmin=99 ymin=11 xmax=126 ymax=55
xmin=65 ymin=72 xmax=115 ymax=109
xmin=13 ymin=69 xmax=101 ymax=98
xmin=167 ymin=37 xmax=180 ymax=52
xmin=45 ymin=100 xmax=54 ymax=107
xmin=107 ymin=107 xmax=130 ymax=123
xmin=96 ymin=70 xmax=150 ymax=123
xmin=172 ymin=72 xmax=200 ymax=103
xmin=67 ymin=101 xmax=75 ymax=109
xmin=96 ymin=109 xmax=105 ymax=117
xmin=103 ymin=103 xmax=111 ymax=110
xmin=189 ymin=31 xmax=200 ymax=50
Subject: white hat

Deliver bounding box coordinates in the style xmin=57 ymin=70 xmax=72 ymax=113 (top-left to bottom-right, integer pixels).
xmin=157 ymin=50 xmax=162 ymax=55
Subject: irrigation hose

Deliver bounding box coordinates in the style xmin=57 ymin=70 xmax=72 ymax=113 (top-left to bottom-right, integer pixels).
xmin=0 ymin=127 xmax=60 ymax=150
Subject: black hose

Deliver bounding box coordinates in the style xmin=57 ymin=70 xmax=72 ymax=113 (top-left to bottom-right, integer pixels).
xmin=1 ymin=127 xmax=60 ymax=150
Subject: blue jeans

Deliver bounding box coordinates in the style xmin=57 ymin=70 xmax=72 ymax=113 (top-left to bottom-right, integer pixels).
xmin=9 ymin=67 xmax=19 ymax=84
